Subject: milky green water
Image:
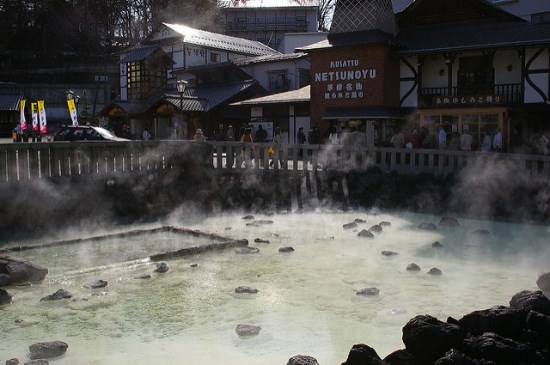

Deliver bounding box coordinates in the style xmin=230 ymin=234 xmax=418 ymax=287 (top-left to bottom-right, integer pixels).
xmin=1 ymin=211 xmax=548 ymax=364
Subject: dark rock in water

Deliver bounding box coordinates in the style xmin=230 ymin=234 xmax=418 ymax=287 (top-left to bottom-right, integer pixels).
xmin=246 ymin=220 xmax=274 ymax=227
xmin=463 ymin=332 xmax=530 ymax=364
xmin=40 ymin=289 xmax=72 ymax=301
xmin=427 ymin=268 xmax=442 ymax=276
xmin=235 ymin=324 xmax=261 ymax=336
xmin=536 ymin=272 xmax=550 ymax=297
xmin=343 ymin=222 xmax=358 ymax=230
xmin=525 ymin=310 xmax=550 ymax=345
xmin=235 ymin=286 xmax=259 ymax=294
xmin=24 ymin=360 xmax=49 ymax=365
xmin=369 ymin=225 xmax=383 ymax=233
xmin=379 ymin=221 xmax=391 ymax=227
xmin=341 ymin=343 xmax=385 ymax=365
xmin=254 ymin=238 xmax=270 ymax=244
xmin=458 ymin=306 xmax=525 ymax=339
xmin=235 ymin=247 xmax=260 ymax=254
xmin=154 ymin=261 xmax=169 ymax=273
xmin=472 ymin=229 xmax=490 ymax=235
xmin=224 ymin=227 xmax=233 ymax=231
xmin=279 ymin=246 xmax=295 ymax=253
xmin=286 ymin=354 xmax=319 ymax=365
xmin=242 ymin=215 xmax=255 ymax=220
xmin=5 ymin=358 xmax=19 ymax=365
xmin=134 ymin=274 xmax=151 ymax=280
xmin=29 ymin=340 xmax=68 ymax=359
xmin=381 ymin=251 xmax=399 ymax=257
xmin=84 ymin=280 xmax=108 ymax=289
xmin=0 ymin=273 xmax=12 ymax=286
xmin=356 ymin=287 xmax=380 ymax=296
xmin=383 ymin=349 xmax=415 ymax=365
xmin=0 ymin=288 xmax=12 ymax=304
xmin=439 ymin=217 xmax=460 ymax=227
xmin=417 ymin=222 xmax=437 ymax=231
xmin=0 ymin=288 xmax=12 ymax=305
xmin=402 ymin=314 xmax=465 ymax=364
xmin=433 ymin=349 xmax=477 ymax=365
xmin=190 ymin=263 xmax=199 ymax=268
xmin=509 ymin=290 xmax=550 ymax=316
xmin=357 ymin=229 xmax=374 ymax=238
xmin=0 ymin=255 xmax=48 ymax=284
xmin=354 ymin=218 xmax=366 ymax=223
xmin=406 ymin=263 xmax=421 ymax=272
xmin=432 ymin=241 xmax=444 ymax=248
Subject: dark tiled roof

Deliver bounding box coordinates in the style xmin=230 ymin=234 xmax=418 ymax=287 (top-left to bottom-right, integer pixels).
xmin=231 ymin=52 xmax=308 ymax=67
xmin=162 ymin=96 xmax=208 ymax=112
xmin=186 ymin=80 xmax=259 ymax=110
xmin=106 ymin=100 xmax=151 ymax=115
xmin=0 ymin=93 xmax=22 ymax=111
xmin=396 ymin=21 xmax=550 ymax=55
xmin=120 ymin=45 xmax=160 ymax=63
xmin=231 ymin=85 xmax=310 ymax=105
xmin=163 ymin=23 xmax=279 ymax=56
xmin=327 ymin=29 xmax=394 ymax=47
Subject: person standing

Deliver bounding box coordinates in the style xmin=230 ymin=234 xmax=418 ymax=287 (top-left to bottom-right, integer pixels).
xmin=328 ymin=126 xmax=339 ymax=145
xmin=226 ymin=125 xmax=235 ymax=141
xmin=142 ymin=128 xmax=152 ymax=140
xmin=481 ymin=132 xmax=492 ymax=152
xmin=297 ymin=126 xmax=307 ymax=159
xmin=493 ymin=128 xmax=502 ymax=152
xmin=460 ymin=128 xmax=473 ymax=151
xmin=438 ymin=127 xmax=447 ymax=149
xmin=391 ymin=130 xmax=405 ymax=148
xmin=193 ymin=128 xmax=206 ymax=142
xmin=270 ymin=127 xmax=283 ymax=168
xmin=255 ymin=125 xmax=267 ymax=143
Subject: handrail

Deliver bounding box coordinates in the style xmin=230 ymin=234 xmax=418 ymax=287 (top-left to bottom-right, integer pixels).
xmin=1 ymin=140 xmax=550 ymax=184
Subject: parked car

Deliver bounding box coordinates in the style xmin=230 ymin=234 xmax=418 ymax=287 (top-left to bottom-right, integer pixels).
xmin=54 ymin=125 xmax=130 ymax=142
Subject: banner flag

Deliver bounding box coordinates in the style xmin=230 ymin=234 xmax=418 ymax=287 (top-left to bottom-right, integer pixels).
xmin=20 ymin=99 xmax=28 ymax=131
xmin=67 ymin=99 xmax=78 ymax=126
xmin=31 ymin=102 xmax=39 ymax=131
xmin=38 ymin=100 xmax=48 ymax=134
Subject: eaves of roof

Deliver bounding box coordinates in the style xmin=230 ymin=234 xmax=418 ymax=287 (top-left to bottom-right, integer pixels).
xmin=231 ymin=52 xmax=308 ymax=67
xmin=396 ymin=21 xmax=550 ymax=55
xmin=0 ymin=93 xmax=22 ymax=111
xmin=120 ymin=45 xmax=160 ymax=63
xmin=231 ymin=85 xmax=310 ymax=106
xmin=163 ymin=23 xmax=280 ymax=56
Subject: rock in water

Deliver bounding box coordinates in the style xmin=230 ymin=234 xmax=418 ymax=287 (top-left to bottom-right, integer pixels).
xmin=343 ymin=222 xmax=358 ymax=230
xmin=286 ymin=355 xmax=320 ymax=365
xmin=536 ymin=272 xmax=550 ymax=298
xmin=357 ymin=229 xmax=374 ymax=238
xmin=356 ymin=287 xmax=380 ymax=296
xmin=439 ymin=217 xmax=460 ymax=227
xmin=427 ymin=268 xmax=442 ymax=276
xmin=406 ymin=263 xmax=421 ymax=272
xmin=418 ymin=222 xmax=437 ymax=231
xmin=235 ymin=286 xmax=259 ymax=294
xmin=154 ymin=262 xmax=169 ymax=273
xmin=0 ymin=255 xmax=48 ymax=284
xmin=29 ymin=341 xmax=68 ymax=359
xmin=40 ymin=289 xmax=72 ymax=301
xmin=0 ymin=288 xmax=12 ymax=304
xmin=235 ymin=324 xmax=261 ymax=336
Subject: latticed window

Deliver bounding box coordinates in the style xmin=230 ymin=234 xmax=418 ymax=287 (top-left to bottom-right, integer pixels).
xmin=330 ymin=0 xmax=395 ymax=35
xmin=127 ymin=59 xmax=167 ymax=100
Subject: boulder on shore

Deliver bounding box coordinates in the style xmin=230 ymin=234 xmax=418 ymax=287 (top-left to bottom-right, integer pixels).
xmin=0 ymin=255 xmax=48 ymax=285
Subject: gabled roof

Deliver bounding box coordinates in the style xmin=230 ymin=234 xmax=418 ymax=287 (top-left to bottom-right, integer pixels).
xmin=120 ymin=45 xmax=160 ymax=63
xmin=163 ymin=23 xmax=279 ymax=56
xmin=186 ymin=80 xmax=260 ymax=110
xmin=397 ymin=0 xmax=523 ymax=27
xmin=231 ymin=85 xmax=310 ymax=106
xmin=396 ymin=20 xmax=550 ymax=55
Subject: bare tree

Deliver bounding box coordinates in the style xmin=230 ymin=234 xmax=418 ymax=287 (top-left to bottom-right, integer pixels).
xmin=290 ymin=0 xmax=335 ymax=31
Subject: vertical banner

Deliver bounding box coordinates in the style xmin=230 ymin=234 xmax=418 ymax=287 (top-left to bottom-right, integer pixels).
xmin=20 ymin=99 xmax=28 ymax=131
xmin=38 ymin=100 xmax=48 ymax=134
xmin=31 ymin=102 xmax=39 ymax=131
xmin=67 ymin=99 xmax=78 ymax=126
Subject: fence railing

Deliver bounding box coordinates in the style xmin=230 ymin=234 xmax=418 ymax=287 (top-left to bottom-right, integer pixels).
xmin=2 ymin=140 xmax=550 ymax=184
xmin=0 ymin=140 xmax=211 ymax=183
xmin=209 ymin=141 xmax=550 ymax=177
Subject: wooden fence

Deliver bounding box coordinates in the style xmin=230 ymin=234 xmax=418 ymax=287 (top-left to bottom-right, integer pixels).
xmin=1 ymin=140 xmax=550 ymax=184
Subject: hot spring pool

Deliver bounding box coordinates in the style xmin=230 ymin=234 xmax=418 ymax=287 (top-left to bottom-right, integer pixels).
xmin=1 ymin=211 xmax=548 ymax=364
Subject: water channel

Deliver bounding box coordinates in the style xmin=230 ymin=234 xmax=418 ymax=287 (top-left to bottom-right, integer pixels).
xmin=1 ymin=210 xmax=548 ymax=364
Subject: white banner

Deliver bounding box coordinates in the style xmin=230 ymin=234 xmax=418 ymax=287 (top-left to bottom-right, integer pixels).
xmin=38 ymin=100 xmax=48 ymax=134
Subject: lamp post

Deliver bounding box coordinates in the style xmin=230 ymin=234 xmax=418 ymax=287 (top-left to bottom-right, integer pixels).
xmin=176 ymin=80 xmax=188 ymax=139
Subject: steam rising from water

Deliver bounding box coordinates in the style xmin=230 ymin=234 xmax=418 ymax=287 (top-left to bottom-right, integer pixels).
xmin=2 ymin=210 xmax=548 ymax=364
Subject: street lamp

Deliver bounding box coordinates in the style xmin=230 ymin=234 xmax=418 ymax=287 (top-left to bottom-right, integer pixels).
xmin=176 ymin=80 xmax=188 ymax=139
